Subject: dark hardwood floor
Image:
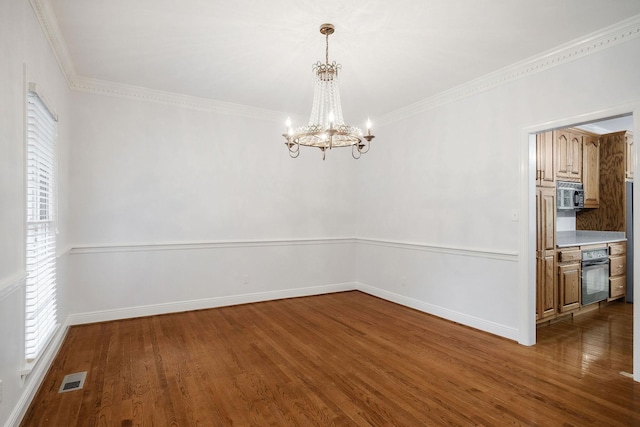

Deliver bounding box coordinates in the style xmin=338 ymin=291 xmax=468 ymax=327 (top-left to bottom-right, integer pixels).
xmin=21 ymin=291 xmax=638 ymax=426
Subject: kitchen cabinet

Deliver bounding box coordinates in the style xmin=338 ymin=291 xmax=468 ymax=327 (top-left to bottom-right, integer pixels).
xmin=536 ymin=187 xmax=557 ymax=321
xmin=577 ymin=131 xmax=629 ymax=231
xmin=609 ymin=242 xmax=626 ymax=301
xmin=557 ymin=247 xmax=581 ymax=313
xmin=625 ymin=131 xmax=634 ymax=180
xmin=582 ymin=136 xmax=600 ymax=208
xmin=536 ymin=131 xmax=555 ymax=187
xmin=555 ymin=129 xmax=582 ymax=182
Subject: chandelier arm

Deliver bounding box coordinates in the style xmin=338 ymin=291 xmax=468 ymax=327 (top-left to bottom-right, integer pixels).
xmin=358 ymin=141 xmax=370 ymax=154
xmin=352 ymin=145 xmax=361 ymax=159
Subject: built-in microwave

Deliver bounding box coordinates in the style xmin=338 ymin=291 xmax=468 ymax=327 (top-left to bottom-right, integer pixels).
xmin=557 ymin=181 xmax=584 ymax=210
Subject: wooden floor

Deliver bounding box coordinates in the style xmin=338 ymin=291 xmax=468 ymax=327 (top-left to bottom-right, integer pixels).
xmin=21 ymin=291 xmax=638 ymax=426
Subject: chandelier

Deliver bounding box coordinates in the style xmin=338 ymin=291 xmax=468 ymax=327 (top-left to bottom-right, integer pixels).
xmin=283 ymin=23 xmax=375 ymax=160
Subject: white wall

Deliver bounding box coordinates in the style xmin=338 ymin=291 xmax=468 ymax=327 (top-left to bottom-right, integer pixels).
xmin=356 ymin=38 xmax=640 ymax=347
xmin=0 ymin=0 xmax=70 ymax=425
xmin=65 ymin=90 xmax=359 ymax=320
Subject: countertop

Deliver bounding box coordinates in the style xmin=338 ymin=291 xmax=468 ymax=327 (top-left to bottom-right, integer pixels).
xmin=556 ymin=230 xmax=626 ymax=248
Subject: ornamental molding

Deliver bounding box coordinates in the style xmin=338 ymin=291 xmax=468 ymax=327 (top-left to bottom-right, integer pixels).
xmin=70 ymin=76 xmax=288 ymax=121
xmin=30 ymin=0 xmax=640 ymax=124
xmin=377 ymin=14 xmax=640 ymax=125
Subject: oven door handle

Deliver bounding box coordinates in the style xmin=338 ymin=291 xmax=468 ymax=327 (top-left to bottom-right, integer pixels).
xmin=582 ymin=259 xmax=609 ymax=267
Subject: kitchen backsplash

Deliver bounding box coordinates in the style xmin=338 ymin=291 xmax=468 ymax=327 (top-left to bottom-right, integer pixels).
xmin=556 ymin=209 xmax=576 ymax=232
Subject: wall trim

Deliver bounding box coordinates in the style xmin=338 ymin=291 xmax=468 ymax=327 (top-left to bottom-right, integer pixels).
xmin=29 ymin=0 xmax=640 ymax=123
xmin=356 ymin=282 xmax=519 ymax=341
xmin=67 ymin=237 xmax=517 ymax=261
xmin=66 ymin=282 xmax=357 ymax=325
xmin=0 ymin=272 xmax=27 ymax=301
xmin=68 ymin=237 xmax=357 ymax=255
xmin=357 ymin=238 xmax=518 ymax=262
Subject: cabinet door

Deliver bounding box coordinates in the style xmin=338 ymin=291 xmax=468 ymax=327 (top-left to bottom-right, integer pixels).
xmin=537 ymin=251 xmax=557 ymax=320
xmin=558 ymin=262 xmax=581 ymax=312
xmin=537 ymin=187 xmax=556 ymax=251
xmin=582 ymin=136 xmax=600 ymax=208
xmin=610 ymin=276 xmax=626 ymax=298
xmin=626 ymin=131 xmax=634 ymax=180
xmin=536 ymin=131 xmax=555 ymax=187
xmin=556 ymin=130 xmax=582 ymax=182
xmin=536 ymin=187 xmax=557 ymax=321
xmin=610 ymin=255 xmax=626 ymax=277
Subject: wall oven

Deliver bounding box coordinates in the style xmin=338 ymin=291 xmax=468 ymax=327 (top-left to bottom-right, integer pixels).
xmin=581 ymin=247 xmax=609 ymax=306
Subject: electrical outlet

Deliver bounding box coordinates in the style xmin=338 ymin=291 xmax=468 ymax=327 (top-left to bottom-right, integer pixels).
xmin=243 ymin=274 xmax=249 ymax=285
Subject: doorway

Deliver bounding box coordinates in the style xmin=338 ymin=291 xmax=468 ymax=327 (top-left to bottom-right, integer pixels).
xmin=523 ymin=109 xmax=639 ymax=382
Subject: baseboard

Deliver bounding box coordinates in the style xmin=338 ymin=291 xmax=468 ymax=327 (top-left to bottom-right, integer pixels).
xmin=67 ymin=282 xmax=358 ymax=325
xmin=6 ymin=319 xmax=70 ymax=427
xmin=356 ymin=282 xmax=519 ymax=341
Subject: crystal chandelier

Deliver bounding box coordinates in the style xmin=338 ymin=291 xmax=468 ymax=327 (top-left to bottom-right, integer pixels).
xmin=283 ymin=23 xmax=375 ymax=160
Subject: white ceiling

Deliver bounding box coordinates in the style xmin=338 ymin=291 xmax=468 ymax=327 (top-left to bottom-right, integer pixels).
xmin=43 ymin=0 xmax=640 ymax=122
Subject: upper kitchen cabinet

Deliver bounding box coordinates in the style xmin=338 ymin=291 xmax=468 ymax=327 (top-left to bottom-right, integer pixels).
xmin=536 ymin=131 xmax=555 ymax=187
xmin=625 ymin=131 xmax=634 ymax=180
xmin=577 ymin=130 xmax=629 ymax=232
xmin=582 ymin=136 xmax=600 ymax=208
xmin=555 ymin=129 xmax=582 ymax=182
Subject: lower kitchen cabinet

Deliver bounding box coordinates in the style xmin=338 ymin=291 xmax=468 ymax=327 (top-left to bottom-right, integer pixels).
xmin=558 ymin=260 xmax=581 ymax=313
xmin=537 ymin=253 xmax=557 ymax=321
xmin=608 ymin=242 xmax=627 ymax=301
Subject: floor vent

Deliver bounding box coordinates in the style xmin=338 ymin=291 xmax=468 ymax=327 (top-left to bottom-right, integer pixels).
xmin=58 ymin=371 xmax=87 ymax=393
xmin=619 ymin=371 xmax=633 ymax=379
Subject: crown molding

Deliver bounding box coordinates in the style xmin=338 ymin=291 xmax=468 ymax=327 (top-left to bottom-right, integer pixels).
xmin=30 ymin=0 xmax=640 ymax=124
xmin=29 ymin=0 xmax=77 ymax=86
xmin=377 ymin=14 xmax=640 ymax=125
xmin=70 ymin=76 xmax=289 ymax=122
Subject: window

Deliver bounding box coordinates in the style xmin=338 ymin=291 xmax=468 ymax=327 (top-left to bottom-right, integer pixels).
xmin=25 ymin=85 xmax=58 ymax=362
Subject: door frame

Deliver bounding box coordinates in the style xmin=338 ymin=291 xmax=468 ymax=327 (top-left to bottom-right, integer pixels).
xmin=519 ymin=102 xmax=640 ymax=382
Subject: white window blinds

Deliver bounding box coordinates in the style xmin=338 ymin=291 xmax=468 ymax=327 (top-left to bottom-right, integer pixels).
xmin=25 ymin=87 xmax=58 ymax=362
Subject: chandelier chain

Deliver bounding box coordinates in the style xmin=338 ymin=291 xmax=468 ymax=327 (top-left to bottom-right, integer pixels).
xmin=325 ymin=32 xmax=329 ymax=65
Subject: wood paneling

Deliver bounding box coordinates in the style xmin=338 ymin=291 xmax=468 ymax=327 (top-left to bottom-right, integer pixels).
xmin=21 ymin=292 xmax=639 ymax=426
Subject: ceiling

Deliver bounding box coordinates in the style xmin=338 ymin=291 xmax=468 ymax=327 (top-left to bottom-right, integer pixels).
xmin=43 ymin=0 xmax=640 ymax=123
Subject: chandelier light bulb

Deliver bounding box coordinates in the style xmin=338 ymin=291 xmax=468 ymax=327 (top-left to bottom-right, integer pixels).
xmin=285 ymin=117 xmax=292 ymax=128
